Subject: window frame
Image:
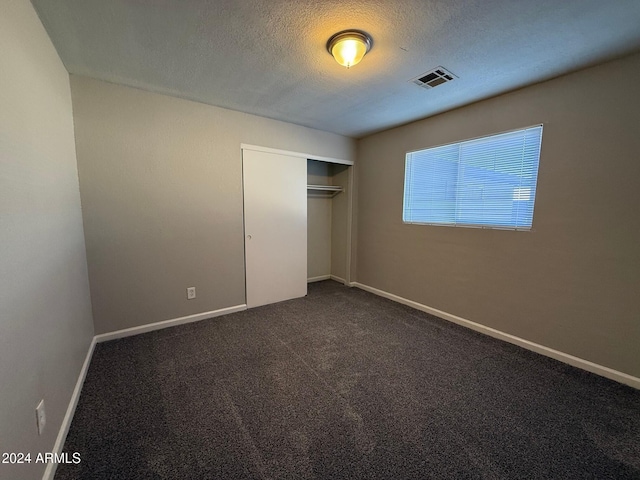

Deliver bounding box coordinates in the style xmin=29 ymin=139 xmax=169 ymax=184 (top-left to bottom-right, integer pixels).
xmin=402 ymin=124 xmax=544 ymax=231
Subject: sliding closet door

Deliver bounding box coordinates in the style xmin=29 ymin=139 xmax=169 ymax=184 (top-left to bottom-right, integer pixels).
xmin=243 ymin=149 xmax=307 ymax=308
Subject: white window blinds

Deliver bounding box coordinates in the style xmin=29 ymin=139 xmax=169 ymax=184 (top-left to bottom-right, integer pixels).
xmin=403 ymin=125 xmax=543 ymax=230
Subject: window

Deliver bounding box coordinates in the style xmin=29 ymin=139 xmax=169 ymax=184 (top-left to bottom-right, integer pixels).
xmin=402 ymin=125 xmax=543 ymax=230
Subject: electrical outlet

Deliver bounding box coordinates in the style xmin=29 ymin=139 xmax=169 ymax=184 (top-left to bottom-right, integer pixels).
xmin=187 ymin=287 xmax=196 ymax=300
xmin=36 ymin=399 xmax=46 ymax=435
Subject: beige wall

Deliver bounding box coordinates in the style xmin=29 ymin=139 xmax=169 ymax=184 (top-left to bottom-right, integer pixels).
xmin=356 ymin=52 xmax=640 ymax=378
xmin=71 ymin=76 xmax=356 ymax=334
xmin=0 ymin=1 xmax=94 ymax=479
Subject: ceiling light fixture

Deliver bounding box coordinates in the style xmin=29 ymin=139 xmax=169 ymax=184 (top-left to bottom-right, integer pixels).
xmin=327 ymin=30 xmax=372 ymax=68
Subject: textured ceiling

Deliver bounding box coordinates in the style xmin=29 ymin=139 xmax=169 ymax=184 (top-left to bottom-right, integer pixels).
xmin=31 ymin=0 xmax=640 ymax=138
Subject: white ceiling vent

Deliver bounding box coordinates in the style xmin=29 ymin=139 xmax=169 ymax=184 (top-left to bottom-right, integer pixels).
xmin=411 ymin=67 xmax=457 ymax=89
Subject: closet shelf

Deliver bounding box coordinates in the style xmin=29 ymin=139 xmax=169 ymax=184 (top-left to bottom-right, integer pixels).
xmin=307 ymin=184 xmax=344 ymax=198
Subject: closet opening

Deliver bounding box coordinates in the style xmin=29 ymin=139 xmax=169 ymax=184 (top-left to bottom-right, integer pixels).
xmin=241 ymin=144 xmax=353 ymax=309
xmin=307 ymin=159 xmax=352 ymax=285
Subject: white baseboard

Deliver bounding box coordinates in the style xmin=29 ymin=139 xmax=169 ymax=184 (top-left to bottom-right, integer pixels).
xmin=308 ymin=275 xmax=331 ymax=283
xmin=351 ymin=282 xmax=640 ymax=390
xmin=95 ymin=304 xmax=247 ymax=343
xmin=43 ymin=337 xmax=96 ymax=480
xmin=42 ymin=284 xmax=637 ymax=480
xmin=308 ymin=275 xmax=346 ymax=285
xmin=43 ymin=304 xmax=248 ymax=479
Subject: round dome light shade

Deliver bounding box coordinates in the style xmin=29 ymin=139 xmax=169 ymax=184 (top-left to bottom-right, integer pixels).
xmin=327 ymin=31 xmax=372 ymax=68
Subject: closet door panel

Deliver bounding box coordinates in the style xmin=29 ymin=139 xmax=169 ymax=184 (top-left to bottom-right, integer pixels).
xmin=243 ymin=149 xmax=307 ymax=308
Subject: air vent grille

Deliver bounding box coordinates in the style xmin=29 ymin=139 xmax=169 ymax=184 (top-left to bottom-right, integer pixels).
xmin=411 ymin=66 xmax=457 ymax=89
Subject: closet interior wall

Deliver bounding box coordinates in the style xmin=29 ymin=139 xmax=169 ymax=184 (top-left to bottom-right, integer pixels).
xmin=307 ymin=160 xmax=349 ymax=283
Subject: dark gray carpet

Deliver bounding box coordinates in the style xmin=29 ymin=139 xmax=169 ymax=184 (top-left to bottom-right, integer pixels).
xmin=56 ymin=281 xmax=640 ymax=479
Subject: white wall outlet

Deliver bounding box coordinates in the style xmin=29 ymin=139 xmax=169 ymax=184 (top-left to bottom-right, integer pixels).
xmin=36 ymin=399 xmax=46 ymax=435
xmin=187 ymin=287 xmax=196 ymax=300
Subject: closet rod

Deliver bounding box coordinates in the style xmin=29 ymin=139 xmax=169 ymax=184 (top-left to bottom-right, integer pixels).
xmin=307 ymin=184 xmax=344 ymax=197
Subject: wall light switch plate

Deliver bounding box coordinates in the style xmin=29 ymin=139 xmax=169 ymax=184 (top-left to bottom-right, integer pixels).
xmin=187 ymin=287 xmax=196 ymax=300
xmin=36 ymin=399 xmax=46 ymax=435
